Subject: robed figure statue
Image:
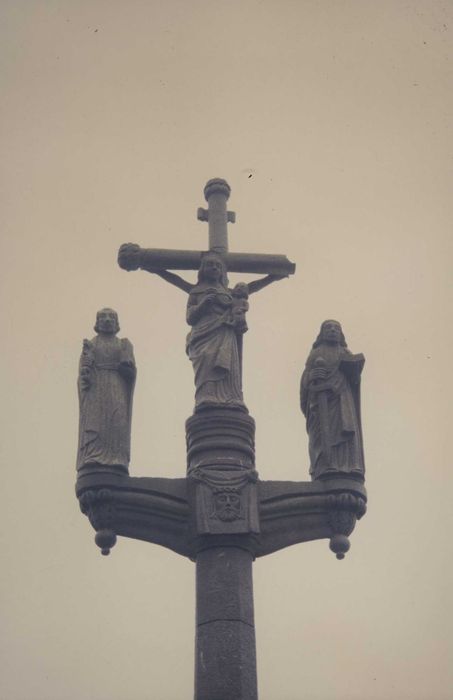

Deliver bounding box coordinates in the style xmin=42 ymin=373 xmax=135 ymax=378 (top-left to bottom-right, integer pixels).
xmin=117 ymin=244 xmax=285 ymax=413
xmin=77 ymin=308 xmax=136 ymax=475
xmin=300 ymin=320 xmax=365 ymax=481
xmin=186 ymin=255 xmax=247 ymax=411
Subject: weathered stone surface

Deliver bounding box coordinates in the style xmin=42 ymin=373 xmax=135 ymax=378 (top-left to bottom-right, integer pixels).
xmin=195 ymin=547 xmax=257 ymax=700
xmin=118 ymin=179 xmax=292 ymax=415
xmin=77 ymin=308 xmax=136 ymax=477
xmin=256 ymin=478 xmax=367 ymax=557
xmin=118 ymin=245 xmax=296 ymax=276
xmin=76 ymin=471 xmax=367 ymax=561
xmin=76 ymin=181 xmax=369 ymax=700
xmin=79 ymin=488 xmax=117 ymax=555
xmin=186 ymin=407 xmax=259 ymax=536
xmin=300 ymin=320 xmax=365 ymax=481
xmin=187 ymin=253 xmax=247 ymax=412
xmin=118 ymin=246 xmax=289 ymax=413
xmin=76 ymin=474 xmax=189 ymax=557
xmin=197 ymin=177 xmax=234 ymax=254
xmin=186 ymin=408 xmax=256 ymax=473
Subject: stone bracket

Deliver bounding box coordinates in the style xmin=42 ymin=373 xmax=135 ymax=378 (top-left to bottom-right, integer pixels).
xmin=76 ymin=471 xmax=366 ymax=560
xmin=79 ymin=488 xmax=117 ymax=555
xmin=256 ymin=477 xmax=367 ymax=559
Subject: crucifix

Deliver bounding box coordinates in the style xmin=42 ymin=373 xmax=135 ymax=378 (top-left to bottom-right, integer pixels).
xmin=75 ymin=179 xmax=367 ymax=700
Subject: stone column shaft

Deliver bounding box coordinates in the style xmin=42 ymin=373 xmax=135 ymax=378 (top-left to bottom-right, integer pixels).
xmin=195 ymin=546 xmax=258 ymax=700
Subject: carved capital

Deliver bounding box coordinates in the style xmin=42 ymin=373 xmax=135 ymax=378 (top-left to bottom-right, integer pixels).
xmin=204 ymin=178 xmax=231 ymax=201
xmin=186 ymin=408 xmax=256 ymax=474
xmin=326 ymin=492 xmax=367 ymax=518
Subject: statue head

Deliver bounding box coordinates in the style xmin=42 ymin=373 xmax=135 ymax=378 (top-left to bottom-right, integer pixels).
xmin=212 ymin=487 xmax=242 ymax=521
xmin=313 ymin=320 xmax=346 ymax=348
xmin=232 ymin=282 xmax=249 ymax=299
xmin=94 ymin=308 xmax=120 ymax=335
xmin=198 ymin=252 xmax=228 ymax=286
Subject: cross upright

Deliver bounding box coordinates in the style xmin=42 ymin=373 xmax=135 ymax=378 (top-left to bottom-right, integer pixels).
xmin=197 ymin=177 xmax=236 ymax=253
xmin=75 ymin=179 xmax=367 ymax=700
xmin=117 ymin=177 xmax=296 ymax=278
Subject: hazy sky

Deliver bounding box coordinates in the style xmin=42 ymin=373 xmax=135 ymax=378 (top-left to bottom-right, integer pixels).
xmin=1 ymin=1 xmax=452 ymax=699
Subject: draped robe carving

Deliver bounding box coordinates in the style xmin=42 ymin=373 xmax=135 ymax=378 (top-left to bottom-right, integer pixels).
xmin=77 ymin=333 xmax=136 ymax=473
xmin=186 ymin=283 xmax=245 ymax=411
xmin=300 ymin=325 xmax=365 ymax=481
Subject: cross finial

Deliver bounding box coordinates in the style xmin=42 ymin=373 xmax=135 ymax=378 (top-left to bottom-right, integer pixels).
xmin=197 ymin=178 xmax=236 ymax=254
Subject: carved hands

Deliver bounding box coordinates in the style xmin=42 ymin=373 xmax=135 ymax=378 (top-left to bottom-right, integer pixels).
xmin=203 ymin=293 xmax=230 ymax=310
xmin=309 ymin=366 xmax=328 ymax=383
xmin=188 ymin=292 xmax=234 ymax=326
xmin=309 ymin=357 xmax=329 ymax=384
xmin=118 ymin=243 xmax=142 ymax=271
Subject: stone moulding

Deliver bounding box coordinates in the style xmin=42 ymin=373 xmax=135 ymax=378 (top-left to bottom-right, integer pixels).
xmin=76 ymin=472 xmax=366 ymax=559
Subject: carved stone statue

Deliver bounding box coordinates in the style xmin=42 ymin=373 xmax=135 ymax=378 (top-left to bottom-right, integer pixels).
xmin=300 ymin=320 xmax=365 ymax=480
xmin=77 ymin=308 xmax=136 ymax=474
xmin=230 ymin=282 xmax=249 ymax=334
xmin=186 ymin=253 xmax=247 ymax=411
xmin=117 ymin=244 xmax=285 ymax=412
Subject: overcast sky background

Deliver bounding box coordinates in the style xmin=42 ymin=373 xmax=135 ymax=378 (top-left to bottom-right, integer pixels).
xmin=1 ymin=1 xmax=452 ymax=699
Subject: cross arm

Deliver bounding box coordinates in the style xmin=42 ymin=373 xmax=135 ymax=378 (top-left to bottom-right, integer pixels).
xmin=118 ymin=243 xmax=296 ymax=276
xmin=197 ymin=207 xmax=236 ymax=224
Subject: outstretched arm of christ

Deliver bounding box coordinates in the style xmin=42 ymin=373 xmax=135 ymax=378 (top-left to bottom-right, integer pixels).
xmin=118 ymin=243 xmax=193 ymax=294
xmin=247 ymin=274 xmax=288 ymax=295
xmin=145 ymin=268 xmax=193 ymax=294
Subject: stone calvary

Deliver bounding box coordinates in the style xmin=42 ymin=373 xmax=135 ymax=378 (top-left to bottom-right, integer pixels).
xmin=75 ymin=179 xmax=367 ymax=700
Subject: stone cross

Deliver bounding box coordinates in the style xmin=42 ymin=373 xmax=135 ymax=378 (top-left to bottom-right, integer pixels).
xmin=117 ymin=178 xmax=295 ymax=277
xmin=76 ymin=180 xmax=367 ymax=700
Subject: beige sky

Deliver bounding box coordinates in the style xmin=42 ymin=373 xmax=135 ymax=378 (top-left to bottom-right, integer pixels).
xmin=1 ymin=1 xmax=452 ymax=699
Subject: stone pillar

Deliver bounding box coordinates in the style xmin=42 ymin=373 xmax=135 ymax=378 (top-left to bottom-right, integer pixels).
xmin=187 ymin=407 xmax=260 ymax=698
xmin=195 ymin=546 xmax=257 ymax=700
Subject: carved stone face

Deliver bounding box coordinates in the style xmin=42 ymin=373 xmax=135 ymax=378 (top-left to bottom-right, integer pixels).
xmin=214 ymin=491 xmax=241 ymax=521
xmin=321 ymin=320 xmax=342 ymax=344
xmin=200 ymin=256 xmax=223 ymax=283
xmin=232 ymin=282 xmax=248 ymax=299
xmin=96 ymin=308 xmax=119 ymax=334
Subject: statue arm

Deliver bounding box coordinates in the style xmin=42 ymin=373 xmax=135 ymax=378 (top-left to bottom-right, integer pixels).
xmin=186 ymin=295 xmax=203 ymax=325
xmin=300 ymin=355 xmax=316 ymax=416
xmin=247 ymin=274 xmax=288 ymax=295
xmin=119 ymin=339 xmax=137 ymax=381
xmin=186 ymin=292 xmax=215 ymax=325
xmin=300 ymin=370 xmax=309 ymax=416
xmin=151 ymin=269 xmax=193 ymax=294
